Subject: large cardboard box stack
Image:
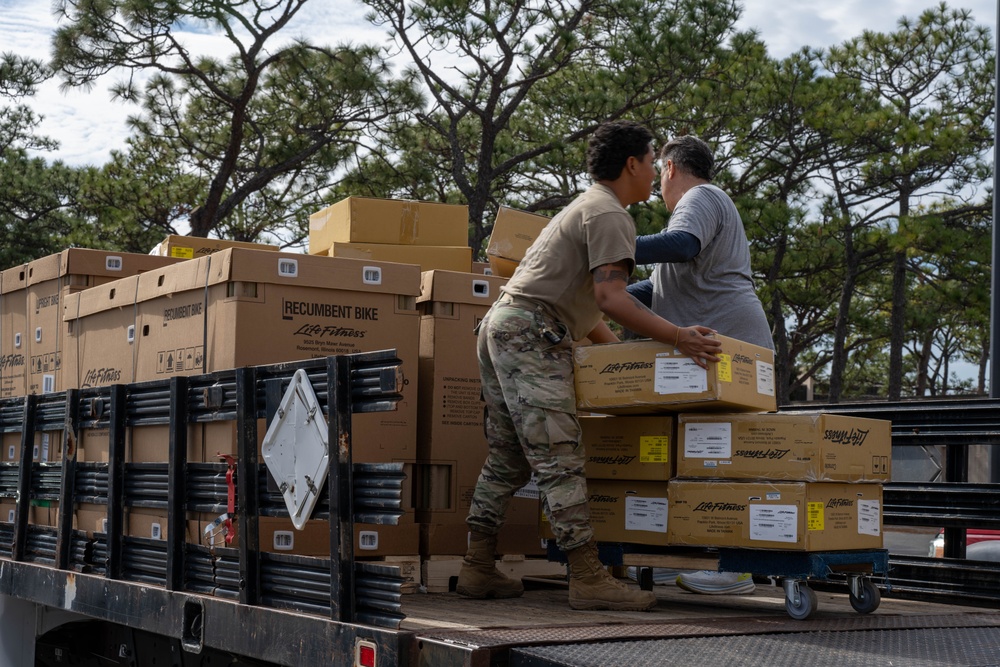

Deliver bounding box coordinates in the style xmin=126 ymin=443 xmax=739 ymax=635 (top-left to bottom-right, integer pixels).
xmin=310 ymin=197 xmax=472 ymax=273
xmin=665 ymin=412 xmax=890 ymax=550
xmin=484 ymin=207 xmax=550 ymax=278
xmin=414 ymin=270 xmax=544 ymax=556
xmin=571 ymin=337 xmax=889 ymax=552
xmin=24 ymin=249 xmax=182 ymax=395
xmin=62 ymin=247 xmax=424 ymax=555
xmin=3 ymin=250 xmax=180 ymax=473
xmin=150 ymin=235 xmax=279 ymax=259
xmin=548 ymin=416 xmax=674 ymax=547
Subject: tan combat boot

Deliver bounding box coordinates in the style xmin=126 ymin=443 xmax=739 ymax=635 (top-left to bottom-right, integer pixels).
xmin=455 ymin=532 xmax=524 ymax=599
xmin=566 ymin=541 xmax=657 ymax=611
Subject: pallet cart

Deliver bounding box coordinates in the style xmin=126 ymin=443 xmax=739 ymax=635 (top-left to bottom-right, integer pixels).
xmin=550 ymin=542 xmax=891 ymax=620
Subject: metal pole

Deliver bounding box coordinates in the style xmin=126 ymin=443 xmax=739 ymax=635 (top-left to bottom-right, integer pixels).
xmin=992 ymin=0 xmax=1000 ymax=485
xmin=992 ymin=0 xmax=1000 ymax=399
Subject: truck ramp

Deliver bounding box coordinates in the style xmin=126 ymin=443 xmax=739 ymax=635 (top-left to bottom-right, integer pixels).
xmin=404 ymin=583 xmax=1000 ymax=666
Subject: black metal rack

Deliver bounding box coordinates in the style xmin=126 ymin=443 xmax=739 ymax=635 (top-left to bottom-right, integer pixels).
xmin=0 ymin=350 xmax=412 ymax=664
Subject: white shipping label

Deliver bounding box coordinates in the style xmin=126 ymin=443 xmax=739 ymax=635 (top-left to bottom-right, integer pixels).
xmin=750 ymin=504 xmax=798 ymax=543
xmin=684 ymin=423 xmax=732 ymax=458
xmin=654 ymin=356 xmax=706 ymax=394
xmin=756 ymin=361 xmax=775 ymax=396
xmin=41 ymin=433 xmax=50 ymax=461
xmin=858 ymin=500 xmax=881 ymax=536
xmin=150 ymin=523 xmax=162 ymax=540
xmin=625 ymin=496 xmax=668 ymax=533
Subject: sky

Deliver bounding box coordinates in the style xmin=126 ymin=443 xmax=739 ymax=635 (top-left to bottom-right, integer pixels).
xmin=1 ymin=0 xmax=997 ymax=167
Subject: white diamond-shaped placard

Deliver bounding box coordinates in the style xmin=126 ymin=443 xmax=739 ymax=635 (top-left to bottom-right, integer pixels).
xmin=261 ymin=369 xmax=329 ymax=530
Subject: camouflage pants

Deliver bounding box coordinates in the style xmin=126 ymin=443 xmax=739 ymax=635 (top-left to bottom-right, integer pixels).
xmin=466 ymin=298 xmax=592 ymax=551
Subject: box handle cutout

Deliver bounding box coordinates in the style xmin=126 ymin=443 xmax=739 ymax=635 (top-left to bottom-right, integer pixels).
xmin=362 ymin=266 xmax=382 ymax=285
xmin=278 ymin=258 xmax=299 ymax=278
xmin=472 ymin=279 xmax=490 ymax=298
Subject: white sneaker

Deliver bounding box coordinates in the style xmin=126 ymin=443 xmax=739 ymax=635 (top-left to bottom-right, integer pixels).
xmin=676 ymin=571 xmax=755 ymax=595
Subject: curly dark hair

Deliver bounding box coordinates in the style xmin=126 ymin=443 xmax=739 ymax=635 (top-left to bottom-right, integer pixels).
xmin=586 ymin=120 xmax=654 ymax=181
xmin=660 ymin=135 xmax=714 ymax=181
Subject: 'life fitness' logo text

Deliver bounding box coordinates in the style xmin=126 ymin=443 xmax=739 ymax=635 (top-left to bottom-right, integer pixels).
xmin=694 ymin=501 xmax=747 ymax=512
xmin=824 ymin=428 xmax=870 ymax=447
xmin=599 ymin=361 xmax=654 ymax=374
xmin=826 ymin=497 xmax=855 ymax=508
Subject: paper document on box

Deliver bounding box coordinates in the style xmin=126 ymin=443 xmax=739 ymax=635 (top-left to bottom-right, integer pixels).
xmin=858 ymin=500 xmax=881 ymax=536
xmin=750 ymin=504 xmax=797 ymax=543
xmin=654 ymin=355 xmax=706 ymax=393
xmin=625 ymin=496 xmax=668 ymax=533
xmin=684 ymin=423 xmax=732 ymax=458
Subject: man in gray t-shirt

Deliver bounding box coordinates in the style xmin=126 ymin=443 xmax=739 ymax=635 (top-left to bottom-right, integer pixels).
xmin=628 ymin=136 xmax=773 ymax=350
xmin=627 ymin=135 xmax=772 ymax=597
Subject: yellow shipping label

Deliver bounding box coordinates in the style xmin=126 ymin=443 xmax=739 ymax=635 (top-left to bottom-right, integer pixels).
xmin=639 ymin=435 xmax=670 ymax=463
xmin=717 ymin=354 xmax=732 ymax=383
xmin=807 ymin=501 xmax=824 ymax=530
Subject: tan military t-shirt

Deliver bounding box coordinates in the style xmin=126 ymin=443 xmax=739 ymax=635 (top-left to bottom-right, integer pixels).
xmin=504 ymin=183 xmax=636 ymax=340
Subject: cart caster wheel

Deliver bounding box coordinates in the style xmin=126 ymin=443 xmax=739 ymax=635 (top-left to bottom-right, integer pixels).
xmin=849 ymin=578 xmax=881 ymax=614
xmin=784 ymin=583 xmax=818 ymax=620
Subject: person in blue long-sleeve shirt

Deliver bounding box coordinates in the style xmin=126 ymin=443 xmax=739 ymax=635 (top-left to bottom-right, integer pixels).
xmin=628 ymin=135 xmax=772 ymax=597
xmin=627 ymin=135 xmax=773 ymax=351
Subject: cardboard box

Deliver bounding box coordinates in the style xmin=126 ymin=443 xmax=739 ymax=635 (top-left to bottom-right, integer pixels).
xmin=676 ymin=412 xmax=892 ymax=482
xmin=485 ymin=207 xmax=550 ymax=277
xmin=126 ymin=507 xmax=175 ymax=540
xmin=0 ymin=499 xmax=58 ymax=527
xmin=125 ymin=248 xmax=421 ymax=464
xmin=667 ymin=480 xmax=883 ymax=551
xmin=150 ymin=235 xmax=279 ymax=259
xmin=329 ymin=242 xmax=472 ymax=273
xmin=3 ymin=430 xmax=63 ymax=463
xmin=309 ymin=197 xmax=468 ymax=253
xmin=573 ymin=336 xmax=776 ymax=414
xmin=62 ymin=276 xmax=140 ymax=390
xmin=578 ymin=479 xmax=670 ymax=547
xmin=24 ymin=249 xmax=181 ymax=394
xmin=414 ymin=270 xmax=507 ymax=524
xmin=580 ymin=415 xmax=674 ymax=480
xmin=0 ymin=265 xmax=28 ymax=398
xmin=75 ymin=503 xmax=109 ymax=537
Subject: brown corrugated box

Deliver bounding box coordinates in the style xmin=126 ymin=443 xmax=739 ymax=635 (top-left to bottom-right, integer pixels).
xmin=538 ymin=479 xmax=677 ymax=547
xmin=484 ymin=207 xmax=550 ymax=278
xmin=413 ymin=270 xmax=542 ymax=553
xmin=25 ymin=248 xmax=182 ymax=394
xmin=667 ymin=480 xmax=883 ymax=551
xmin=574 ymin=336 xmax=777 ymax=414
xmin=580 ymin=415 xmax=674 ymax=480
xmin=1 ymin=265 xmax=29 ymax=398
xmin=308 ymin=197 xmax=468 ymax=253
xmin=676 ymin=412 xmax=892 ymax=482
xmin=150 ymin=235 xmax=279 ymax=259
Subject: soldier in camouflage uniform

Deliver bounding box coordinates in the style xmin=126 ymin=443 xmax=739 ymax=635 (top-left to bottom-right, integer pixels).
xmin=457 ymin=121 xmax=722 ymax=611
